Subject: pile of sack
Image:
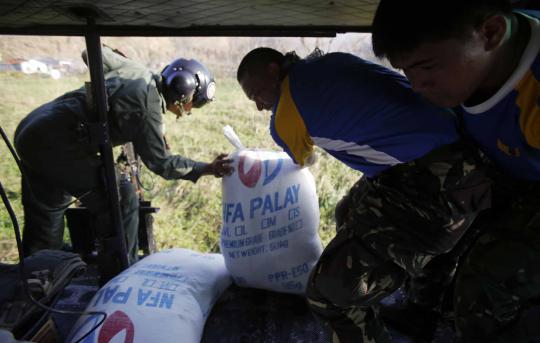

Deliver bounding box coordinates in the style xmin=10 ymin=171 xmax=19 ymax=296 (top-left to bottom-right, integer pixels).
xmin=68 ymin=127 xmax=323 ymax=342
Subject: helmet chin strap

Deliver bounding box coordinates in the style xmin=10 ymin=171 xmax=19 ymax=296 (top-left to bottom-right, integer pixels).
xmin=173 ymin=100 xmax=191 ymax=119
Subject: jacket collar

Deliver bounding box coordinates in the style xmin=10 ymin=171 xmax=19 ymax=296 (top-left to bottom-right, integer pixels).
xmin=153 ymin=74 xmax=167 ymax=114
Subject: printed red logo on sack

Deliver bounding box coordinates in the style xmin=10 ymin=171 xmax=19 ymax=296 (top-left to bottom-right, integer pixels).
xmin=238 ymin=152 xmax=283 ymax=188
xmin=98 ymin=310 xmax=135 ymax=343
xmin=68 ymin=310 xmax=135 ymax=343
xmin=238 ymin=152 xmax=262 ymax=188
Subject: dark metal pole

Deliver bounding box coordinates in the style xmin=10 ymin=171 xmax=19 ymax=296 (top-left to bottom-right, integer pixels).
xmin=84 ymin=17 xmax=129 ymax=282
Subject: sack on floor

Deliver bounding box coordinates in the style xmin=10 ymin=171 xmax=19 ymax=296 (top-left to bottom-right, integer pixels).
xmin=67 ymin=249 xmax=231 ymax=343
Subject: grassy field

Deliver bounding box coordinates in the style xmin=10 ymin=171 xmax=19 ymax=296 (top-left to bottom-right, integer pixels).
xmin=0 ymin=73 xmax=360 ymax=262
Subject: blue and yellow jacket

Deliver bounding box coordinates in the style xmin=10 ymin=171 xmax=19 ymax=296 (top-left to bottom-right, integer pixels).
xmin=270 ymin=53 xmax=459 ymax=177
xmin=458 ymin=11 xmax=540 ymax=180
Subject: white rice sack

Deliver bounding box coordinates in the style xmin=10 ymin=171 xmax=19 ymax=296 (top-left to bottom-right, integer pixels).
xmin=220 ymin=126 xmax=323 ymax=294
xmin=67 ymin=249 xmax=231 ymax=343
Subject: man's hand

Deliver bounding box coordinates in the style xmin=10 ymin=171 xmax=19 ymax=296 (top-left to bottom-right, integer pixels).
xmin=203 ymin=154 xmax=234 ymax=178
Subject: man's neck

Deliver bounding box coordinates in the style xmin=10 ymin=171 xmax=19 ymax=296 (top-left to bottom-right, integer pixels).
xmin=497 ymin=13 xmax=531 ymax=86
xmin=466 ymin=14 xmax=531 ymax=106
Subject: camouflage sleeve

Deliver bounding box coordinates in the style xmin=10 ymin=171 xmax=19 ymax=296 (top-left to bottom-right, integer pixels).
xmin=132 ymin=88 xmax=207 ymax=182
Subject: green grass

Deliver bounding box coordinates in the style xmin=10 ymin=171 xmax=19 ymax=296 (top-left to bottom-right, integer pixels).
xmin=0 ymin=73 xmax=360 ymax=262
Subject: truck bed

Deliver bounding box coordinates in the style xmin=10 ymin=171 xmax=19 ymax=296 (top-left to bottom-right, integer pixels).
xmin=52 ymin=266 xmax=456 ymax=343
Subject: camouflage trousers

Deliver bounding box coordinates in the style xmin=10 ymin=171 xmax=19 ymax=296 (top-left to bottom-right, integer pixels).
xmin=454 ymin=185 xmax=540 ymax=342
xmin=306 ymin=142 xmax=491 ymax=343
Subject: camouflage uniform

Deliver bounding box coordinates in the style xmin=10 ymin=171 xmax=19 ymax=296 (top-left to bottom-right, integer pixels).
xmin=454 ymin=177 xmax=540 ymax=342
xmin=306 ymin=142 xmax=491 ymax=343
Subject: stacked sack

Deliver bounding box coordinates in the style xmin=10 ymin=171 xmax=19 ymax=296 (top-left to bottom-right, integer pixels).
xmin=67 ymin=249 xmax=231 ymax=343
xmin=220 ymin=126 xmax=323 ymax=294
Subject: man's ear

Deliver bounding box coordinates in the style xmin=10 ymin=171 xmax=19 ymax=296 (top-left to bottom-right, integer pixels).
xmin=267 ymin=62 xmax=280 ymax=78
xmin=480 ymin=14 xmax=509 ymax=51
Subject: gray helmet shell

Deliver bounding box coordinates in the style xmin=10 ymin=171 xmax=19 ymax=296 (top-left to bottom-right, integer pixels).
xmin=161 ymin=58 xmax=216 ymax=108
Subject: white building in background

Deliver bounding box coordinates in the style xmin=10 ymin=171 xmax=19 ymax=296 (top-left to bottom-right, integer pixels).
xmin=19 ymin=59 xmax=49 ymax=74
xmin=0 ymin=58 xmax=70 ymax=79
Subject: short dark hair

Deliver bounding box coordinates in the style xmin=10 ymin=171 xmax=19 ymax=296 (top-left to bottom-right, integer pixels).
xmin=236 ymin=47 xmax=284 ymax=82
xmin=371 ymin=0 xmax=513 ymax=61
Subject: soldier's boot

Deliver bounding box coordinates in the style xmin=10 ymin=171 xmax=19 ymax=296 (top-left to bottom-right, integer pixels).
xmin=380 ymin=253 xmax=459 ymax=341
